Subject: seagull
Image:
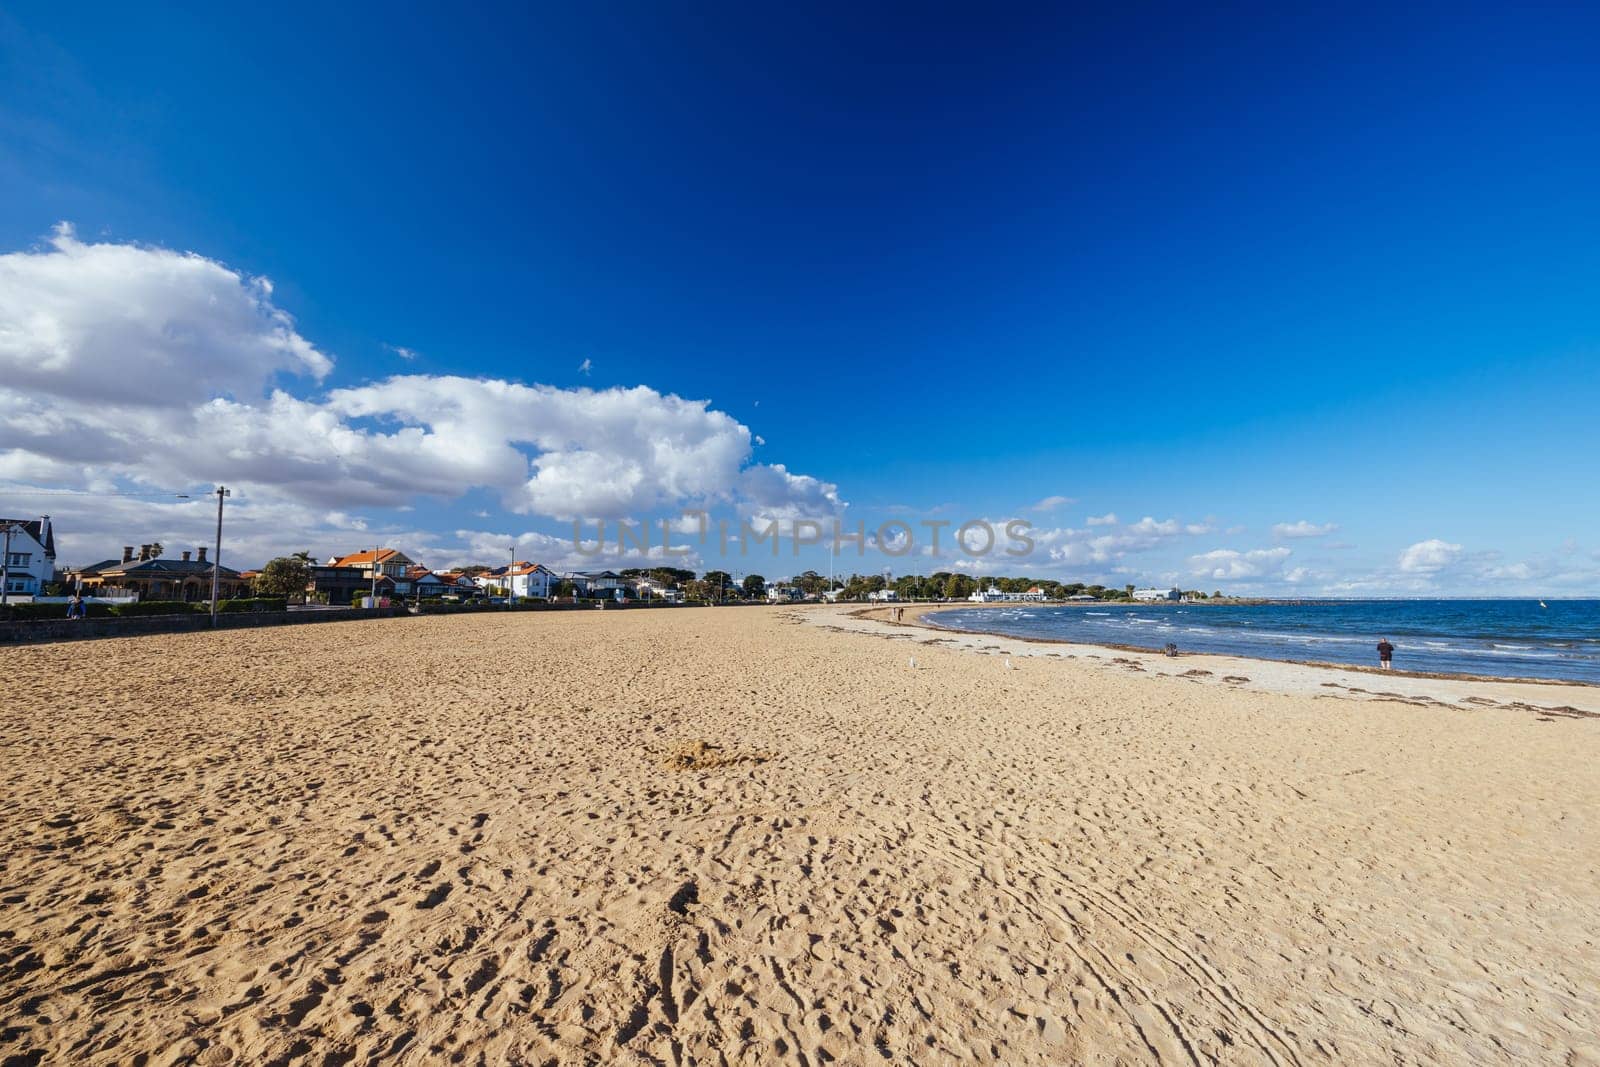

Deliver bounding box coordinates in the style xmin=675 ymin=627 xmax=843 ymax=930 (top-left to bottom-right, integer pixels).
xmin=1003 ymin=658 xmax=1014 ymax=670
xmin=909 ymin=657 xmax=918 ymax=669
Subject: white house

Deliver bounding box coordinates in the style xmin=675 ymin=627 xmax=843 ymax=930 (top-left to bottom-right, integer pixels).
xmin=767 ymin=585 xmax=803 ymax=602
xmin=634 ymin=577 xmax=682 ymax=602
xmin=867 ymin=588 xmax=899 ymax=602
xmin=505 ymin=561 xmax=556 ymax=599
xmin=1 ymin=516 xmax=56 ymax=597
xmin=1133 ymin=587 xmax=1181 ymax=602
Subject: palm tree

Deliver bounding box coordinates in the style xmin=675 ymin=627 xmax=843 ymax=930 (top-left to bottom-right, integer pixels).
xmin=291 ymin=550 xmax=314 ymax=565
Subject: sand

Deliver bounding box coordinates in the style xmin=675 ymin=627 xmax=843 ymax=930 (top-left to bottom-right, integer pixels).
xmin=0 ymin=605 xmax=1596 ymax=1065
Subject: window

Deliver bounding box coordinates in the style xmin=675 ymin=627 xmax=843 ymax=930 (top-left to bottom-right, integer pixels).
xmin=5 ymin=552 xmax=30 ymax=567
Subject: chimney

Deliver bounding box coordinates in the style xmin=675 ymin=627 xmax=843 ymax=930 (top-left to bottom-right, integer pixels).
xmin=181 ymin=550 xmax=191 ymax=562
xmin=122 ymin=546 xmax=134 ymax=563
xmin=138 ymin=544 xmax=151 ymax=561
xmin=196 ymin=546 xmax=207 ymax=563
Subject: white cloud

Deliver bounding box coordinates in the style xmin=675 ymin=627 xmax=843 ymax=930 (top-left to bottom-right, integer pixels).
xmin=1086 ymin=512 xmax=1117 ymax=526
xmin=386 ymin=344 xmax=419 ymax=361
xmin=1397 ymin=538 xmax=1462 ymax=573
xmin=0 ymin=227 xmax=842 ymax=554
xmin=1188 ymin=546 xmax=1292 ymax=580
xmin=1272 ymin=519 xmax=1338 ymax=539
xmin=1028 ymin=495 xmax=1075 ymax=512
xmin=1128 ymin=516 xmax=1180 ymax=536
xmin=0 ymin=223 xmax=332 ymax=409
xmin=577 ymin=357 xmax=592 ymax=376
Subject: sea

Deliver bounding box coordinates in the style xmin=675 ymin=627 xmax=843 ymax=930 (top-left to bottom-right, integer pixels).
xmin=924 ymin=600 xmax=1600 ymax=684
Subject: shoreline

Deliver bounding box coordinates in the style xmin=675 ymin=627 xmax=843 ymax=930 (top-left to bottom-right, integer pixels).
xmin=817 ymin=603 xmax=1600 ymax=717
xmin=872 ymin=601 xmax=1600 ymax=689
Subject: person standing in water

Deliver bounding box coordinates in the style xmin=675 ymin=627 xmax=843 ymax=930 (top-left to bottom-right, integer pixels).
xmin=1377 ymin=637 xmax=1395 ymax=670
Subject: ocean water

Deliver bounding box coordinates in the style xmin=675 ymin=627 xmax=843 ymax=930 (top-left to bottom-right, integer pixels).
xmin=925 ymin=600 xmax=1600 ymax=683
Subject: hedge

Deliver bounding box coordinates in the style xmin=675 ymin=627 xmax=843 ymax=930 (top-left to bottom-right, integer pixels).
xmin=109 ymin=600 xmax=200 ymax=617
xmin=218 ymin=597 xmax=287 ymax=613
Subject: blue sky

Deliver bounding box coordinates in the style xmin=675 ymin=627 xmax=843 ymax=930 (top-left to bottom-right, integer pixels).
xmin=2 ymin=4 xmax=1598 ymax=593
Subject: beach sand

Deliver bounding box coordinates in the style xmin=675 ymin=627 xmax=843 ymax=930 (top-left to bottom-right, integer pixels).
xmin=1 ymin=606 xmax=1596 ymax=1065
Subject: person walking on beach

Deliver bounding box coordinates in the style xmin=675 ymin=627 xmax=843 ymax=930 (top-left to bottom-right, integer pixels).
xmin=1377 ymin=637 xmax=1394 ymax=670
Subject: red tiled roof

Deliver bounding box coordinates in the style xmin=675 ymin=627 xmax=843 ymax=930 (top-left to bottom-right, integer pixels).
xmin=332 ymin=548 xmax=404 ymax=567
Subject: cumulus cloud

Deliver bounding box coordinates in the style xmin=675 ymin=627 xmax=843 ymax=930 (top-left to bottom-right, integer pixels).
xmin=1188 ymin=546 xmax=1292 ymax=580
xmin=1272 ymin=520 xmax=1338 ymax=539
xmin=1086 ymin=512 xmax=1117 ymax=526
xmin=0 ymin=223 xmax=332 ymax=408
xmin=1397 ymin=539 xmax=1462 ymax=573
xmin=0 ymin=226 xmax=842 ymax=555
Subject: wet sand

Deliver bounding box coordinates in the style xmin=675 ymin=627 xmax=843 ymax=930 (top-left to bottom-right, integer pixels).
xmin=1 ymin=606 xmax=1596 ymax=1065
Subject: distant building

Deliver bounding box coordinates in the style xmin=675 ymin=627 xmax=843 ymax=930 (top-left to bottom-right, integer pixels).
xmin=307 ymin=564 xmax=370 ymax=604
xmin=78 ymin=544 xmax=247 ymax=602
xmin=505 ymin=561 xmax=556 ymax=599
xmin=330 ymin=548 xmax=416 ymax=580
xmin=633 ymin=577 xmax=682 ymax=602
xmin=768 ymin=585 xmax=803 ymax=602
xmin=867 ymin=588 xmax=899 ymax=602
xmin=1065 ymin=593 xmax=1098 ymax=602
xmin=394 ymin=567 xmax=449 ymax=598
xmin=1 ymin=516 xmax=56 ymax=597
xmin=969 ymin=587 xmax=1046 ymax=603
xmin=1133 ymin=587 xmax=1181 ymax=602
xmin=564 ymin=570 xmax=628 ymax=598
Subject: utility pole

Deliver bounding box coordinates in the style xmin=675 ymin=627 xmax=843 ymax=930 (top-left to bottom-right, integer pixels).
xmin=509 ymin=543 xmax=516 ymax=602
xmin=369 ymin=544 xmax=379 ymax=605
xmin=209 ymin=486 xmax=230 ymax=625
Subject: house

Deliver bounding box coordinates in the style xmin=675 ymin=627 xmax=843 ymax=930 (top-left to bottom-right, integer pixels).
xmin=504 ymin=561 xmax=556 ymax=599
xmin=768 ymin=585 xmax=803 ymax=602
xmin=329 ymin=548 xmax=416 ymax=580
xmin=866 ymin=588 xmax=899 ymax=602
xmin=1 ymin=516 xmax=56 ymax=597
xmin=1065 ymin=593 xmax=1098 ymax=602
xmin=307 ymin=564 xmax=370 ymax=604
xmin=633 ymin=576 xmax=682 ymax=602
xmin=564 ymin=570 xmax=628 ymax=598
xmin=1133 ymin=587 xmax=1181 ymax=602
xmin=394 ymin=567 xmax=450 ymax=598
xmin=436 ymin=572 xmax=481 ymax=595
xmin=78 ymin=544 xmax=248 ymax=602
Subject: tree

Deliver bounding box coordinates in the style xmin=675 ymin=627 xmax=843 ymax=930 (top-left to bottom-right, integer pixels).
xmin=291 ymin=550 xmax=314 ymax=564
xmin=742 ymin=574 xmax=766 ymax=597
xmin=555 ymin=579 xmax=576 ymax=598
xmin=702 ymin=571 xmax=733 ymax=600
xmin=255 ymin=556 xmax=310 ymax=596
xmin=793 ymin=570 xmax=829 ymax=596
